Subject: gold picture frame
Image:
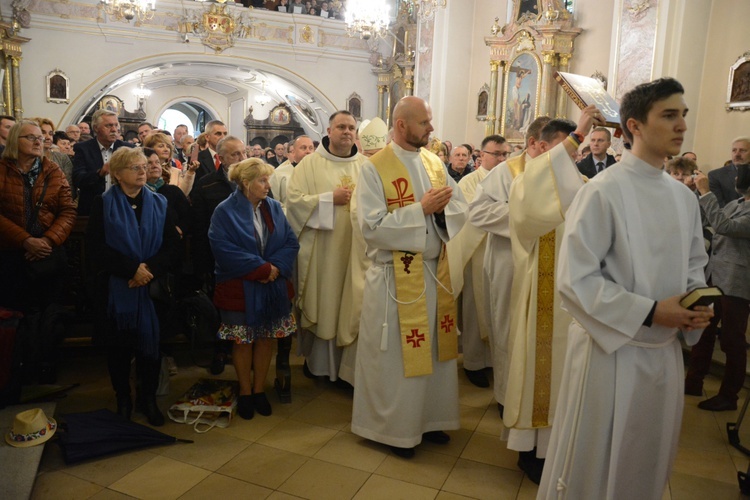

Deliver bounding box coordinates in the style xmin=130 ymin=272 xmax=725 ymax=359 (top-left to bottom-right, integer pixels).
xmin=46 ymin=69 xmax=69 ymax=104
xmin=727 ymin=51 xmax=750 ymax=111
xmin=98 ymin=95 xmax=123 ymax=115
xmin=501 ymin=52 xmax=541 ymax=143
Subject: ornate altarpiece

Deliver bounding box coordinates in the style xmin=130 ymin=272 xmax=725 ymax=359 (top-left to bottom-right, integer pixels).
xmin=484 ymin=0 xmax=581 ymax=142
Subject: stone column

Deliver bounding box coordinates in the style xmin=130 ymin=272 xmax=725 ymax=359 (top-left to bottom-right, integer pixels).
xmin=539 ymin=50 xmax=557 ymax=118
xmin=556 ymin=53 xmax=571 ymax=118
xmin=485 ymin=60 xmax=500 ymax=136
xmin=10 ymin=55 xmax=21 ymax=118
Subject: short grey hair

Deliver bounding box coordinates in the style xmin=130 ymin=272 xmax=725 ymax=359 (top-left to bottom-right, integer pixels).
xmin=92 ymin=109 xmax=118 ymax=130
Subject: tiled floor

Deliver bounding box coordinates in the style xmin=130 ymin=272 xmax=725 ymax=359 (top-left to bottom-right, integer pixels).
xmin=24 ymin=345 xmax=750 ymax=499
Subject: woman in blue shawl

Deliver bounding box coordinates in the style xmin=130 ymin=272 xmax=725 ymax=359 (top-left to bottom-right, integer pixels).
xmin=86 ymin=147 xmax=180 ymax=426
xmin=209 ymin=158 xmax=299 ymax=420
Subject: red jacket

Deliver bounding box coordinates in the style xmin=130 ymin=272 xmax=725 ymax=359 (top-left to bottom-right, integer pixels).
xmin=0 ymin=156 xmax=77 ymax=250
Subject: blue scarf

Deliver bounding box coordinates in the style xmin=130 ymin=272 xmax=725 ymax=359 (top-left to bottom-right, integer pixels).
xmin=103 ymin=186 xmax=167 ymax=359
xmin=146 ymin=177 xmax=165 ymax=192
xmin=209 ymin=188 xmax=299 ymax=328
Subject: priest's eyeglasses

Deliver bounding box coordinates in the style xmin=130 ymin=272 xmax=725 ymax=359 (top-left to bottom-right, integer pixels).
xmin=482 ymin=150 xmax=509 ymax=159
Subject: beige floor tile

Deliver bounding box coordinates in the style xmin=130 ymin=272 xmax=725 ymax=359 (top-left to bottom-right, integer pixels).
xmin=256 ymin=419 xmax=338 ymax=456
xmin=474 ymin=406 xmax=504 ymax=437
xmin=316 ymin=386 xmax=356 ymax=404
xmin=156 ymin=428 xmax=250 ymax=470
xmin=419 ymin=428 xmax=473 ymax=457
xmin=39 ymin=440 xmax=68 ymax=472
xmin=678 ymin=419 xmax=730 ymax=454
xmin=31 ymin=470 xmax=103 ymax=500
xmin=668 ymin=471 xmax=743 ymax=500
xmin=434 ymin=492 xmax=475 ymax=500
xmin=459 ymin=404 xmax=485 ymax=431
xmin=353 ymin=474 xmax=438 ymax=500
xmin=108 ymin=455 xmax=210 ymax=499
xmin=89 ymin=489 xmax=138 ymax=499
xmin=217 ymin=443 xmax=307 ymax=490
xmin=375 ymin=449 xmax=457 ymax=489
xmin=442 ymin=459 xmax=523 ymax=500
xmin=278 ymin=458 xmax=370 ymax=500
xmin=64 ymin=450 xmax=157 ymax=487
xmin=180 ymin=472 xmax=273 ymax=499
xmin=460 ymin=432 xmax=518 ymax=470
xmin=681 ymin=403 xmax=723 ymax=430
xmin=313 ymin=431 xmax=388 ymax=472
xmin=672 ymin=447 xmax=738 ymax=485
xmin=290 ymin=397 xmax=353 ymax=430
xmin=267 ymin=492 xmax=307 ymax=500
xmin=515 ymin=476 xmax=540 ymax=500
xmin=457 ymin=383 xmax=495 ymax=409
xmin=214 ymin=413 xmax=287 ymax=442
xmin=265 ymin=394 xmax=317 ymax=420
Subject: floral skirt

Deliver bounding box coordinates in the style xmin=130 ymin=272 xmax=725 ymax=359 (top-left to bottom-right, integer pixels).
xmin=217 ymin=310 xmax=296 ymax=344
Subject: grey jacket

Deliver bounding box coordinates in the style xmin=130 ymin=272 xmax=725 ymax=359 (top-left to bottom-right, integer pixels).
xmin=701 ymin=192 xmax=750 ymax=301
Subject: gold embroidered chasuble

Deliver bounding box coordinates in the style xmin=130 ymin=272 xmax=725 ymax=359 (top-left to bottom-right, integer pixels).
xmin=285 ymin=144 xmax=367 ymax=341
xmin=369 ymin=144 xmax=458 ymax=377
xmin=504 ymin=143 xmax=584 ymax=431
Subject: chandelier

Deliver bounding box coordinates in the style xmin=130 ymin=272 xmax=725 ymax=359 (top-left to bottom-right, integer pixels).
xmin=132 ymin=74 xmax=151 ymax=109
xmin=100 ymin=0 xmax=156 ymax=23
xmin=402 ymin=0 xmax=447 ymax=22
xmin=345 ymin=0 xmax=390 ymax=40
xmin=255 ymin=81 xmax=273 ymax=107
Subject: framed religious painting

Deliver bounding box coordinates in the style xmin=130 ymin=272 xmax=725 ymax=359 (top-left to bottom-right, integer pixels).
xmin=98 ymin=95 xmax=123 ymax=115
xmin=476 ymin=84 xmax=489 ymax=121
xmin=46 ymin=69 xmax=69 ymax=104
xmin=346 ymin=92 xmax=362 ymax=120
xmin=727 ymin=51 xmax=750 ymax=111
xmin=270 ymin=105 xmax=291 ymax=125
xmin=501 ymin=52 xmax=541 ymax=143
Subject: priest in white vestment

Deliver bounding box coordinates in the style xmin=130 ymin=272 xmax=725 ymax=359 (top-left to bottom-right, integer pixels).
xmin=504 ymin=110 xmax=602 ymax=484
xmin=539 ymin=79 xmax=713 ymax=499
xmin=286 ymin=112 xmax=367 ymax=381
xmin=352 ymin=97 xmax=467 ymax=458
xmin=468 ymin=117 xmax=550 ymax=404
xmin=448 ymin=135 xmax=511 ymax=388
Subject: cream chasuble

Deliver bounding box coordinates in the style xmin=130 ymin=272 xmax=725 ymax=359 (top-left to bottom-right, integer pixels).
xmin=504 ymin=143 xmax=584 ymax=444
xmin=468 ymin=153 xmax=528 ymax=403
xmin=286 ymin=143 xmax=367 ymax=341
xmin=269 ymin=159 xmax=294 ymax=212
xmin=539 ymin=152 xmax=708 ymax=499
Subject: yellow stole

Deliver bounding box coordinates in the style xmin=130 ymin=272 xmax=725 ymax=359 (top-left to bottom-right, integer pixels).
xmin=506 ymin=151 xmax=526 ymax=179
xmin=369 ymin=144 xmax=458 ymax=377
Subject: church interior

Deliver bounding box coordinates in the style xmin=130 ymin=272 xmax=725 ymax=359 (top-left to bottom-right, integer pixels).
xmin=2 ymin=0 xmax=750 ymax=498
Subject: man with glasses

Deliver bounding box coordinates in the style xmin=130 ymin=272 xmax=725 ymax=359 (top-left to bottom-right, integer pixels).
xmin=448 ymin=135 xmax=511 ymax=388
xmin=73 ymin=109 xmax=133 ymax=215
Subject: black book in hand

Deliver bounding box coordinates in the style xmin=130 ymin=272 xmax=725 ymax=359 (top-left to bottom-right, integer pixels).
xmin=680 ymin=286 xmax=723 ymax=310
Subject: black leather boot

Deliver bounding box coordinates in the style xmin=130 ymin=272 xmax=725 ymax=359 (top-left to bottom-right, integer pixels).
xmin=274 ymin=336 xmax=292 ymax=403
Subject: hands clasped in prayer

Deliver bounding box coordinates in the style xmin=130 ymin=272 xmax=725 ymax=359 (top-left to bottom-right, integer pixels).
xmin=421 ymin=185 xmax=452 ymax=215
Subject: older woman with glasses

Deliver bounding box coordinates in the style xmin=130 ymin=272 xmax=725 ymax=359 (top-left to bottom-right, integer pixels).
xmin=0 ymin=118 xmax=76 ymax=341
xmin=86 ymin=147 xmax=180 ymax=426
xmin=209 ymin=158 xmax=299 ymax=419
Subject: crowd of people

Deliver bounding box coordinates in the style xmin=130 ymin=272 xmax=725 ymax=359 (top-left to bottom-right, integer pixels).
xmin=1 ymin=76 xmax=748 ymax=497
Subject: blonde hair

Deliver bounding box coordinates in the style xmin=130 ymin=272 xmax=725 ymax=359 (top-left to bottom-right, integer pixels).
xmin=33 ymin=117 xmax=56 ymax=131
xmin=143 ymin=132 xmax=175 ymax=159
xmin=228 ymin=158 xmax=274 ymax=187
xmin=109 ymin=147 xmax=147 ymax=185
xmin=2 ymin=120 xmax=41 ymax=161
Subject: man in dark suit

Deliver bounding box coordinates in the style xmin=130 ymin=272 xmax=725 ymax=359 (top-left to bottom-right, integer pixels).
xmin=191 ymin=135 xmax=245 ymax=375
xmin=576 ymin=127 xmax=616 ymax=178
xmin=708 ymin=137 xmax=748 ymax=207
xmin=195 ymin=120 xmax=228 ymax=183
xmin=72 ymin=109 xmax=133 ymax=215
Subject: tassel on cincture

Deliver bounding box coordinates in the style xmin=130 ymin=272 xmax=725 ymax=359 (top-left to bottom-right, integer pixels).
xmin=380 ymin=323 xmax=388 ymax=351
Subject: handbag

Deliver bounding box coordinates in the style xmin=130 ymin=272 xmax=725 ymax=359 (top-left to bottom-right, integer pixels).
xmin=24 ymin=173 xmax=67 ymax=280
xmin=167 ymin=378 xmax=237 ymax=433
xmin=148 ymin=273 xmax=174 ymax=305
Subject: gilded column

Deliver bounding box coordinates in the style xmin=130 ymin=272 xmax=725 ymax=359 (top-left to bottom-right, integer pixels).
xmin=404 ymin=68 xmax=414 ymax=97
xmin=2 ymin=55 xmax=11 ymax=116
xmin=10 ymin=55 xmax=21 ymax=118
xmin=486 ymin=60 xmax=500 ymax=136
xmin=556 ymin=53 xmax=571 ymax=118
xmin=539 ymin=51 xmax=557 ymax=119
xmin=497 ymin=62 xmax=507 ymax=136
xmin=377 ymin=85 xmax=388 ymax=122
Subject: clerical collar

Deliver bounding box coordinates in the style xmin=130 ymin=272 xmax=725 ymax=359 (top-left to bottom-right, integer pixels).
xmin=391 ymin=141 xmax=420 ymax=157
xmin=321 ymin=136 xmax=358 ymax=158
